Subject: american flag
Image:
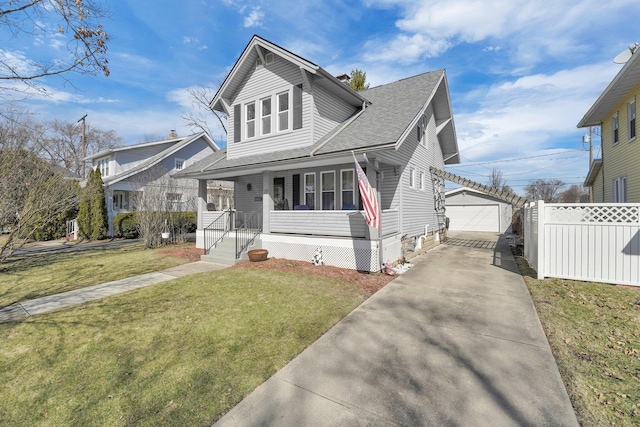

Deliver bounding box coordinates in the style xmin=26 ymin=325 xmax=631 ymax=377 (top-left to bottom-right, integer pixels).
xmin=353 ymin=153 xmax=380 ymax=230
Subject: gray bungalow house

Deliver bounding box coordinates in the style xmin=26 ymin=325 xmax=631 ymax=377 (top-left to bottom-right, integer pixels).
xmin=175 ymin=35 xmax=460 ymax=271
xmin=86 ymin=131 xmax=219 ymax=236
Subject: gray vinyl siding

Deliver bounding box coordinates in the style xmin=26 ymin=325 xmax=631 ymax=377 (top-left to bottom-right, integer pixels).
xmin=313 ymin=85 xmax=358 ymax=142
xmin=270 ymin=211 xmax=366 ymax=237
xmin=379 ymin=163 xmax=399 ymax=210
xmin=109 ymin=143 xmax=173 ymax=175
xmin=227 ymin=55 xmax=313 ymax=159
xmin=377 ymin=103 xmax=445 ymax=238
xmin=235 ymin=173 xmax=263 ymax=214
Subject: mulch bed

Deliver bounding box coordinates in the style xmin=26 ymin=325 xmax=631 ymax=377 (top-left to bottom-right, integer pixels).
xmin=158 ymin=246 xmax=396 ymax=295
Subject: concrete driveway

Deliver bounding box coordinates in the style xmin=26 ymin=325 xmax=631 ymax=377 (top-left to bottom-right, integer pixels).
xmin=213 ymin=231 xmax=578 ymax=426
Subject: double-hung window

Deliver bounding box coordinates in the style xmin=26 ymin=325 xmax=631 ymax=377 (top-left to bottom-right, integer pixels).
xmin=409 ymin=167 xmax=415 ymax=188
xmin=97 ymin=158 xmax=109 ymax=177
xmin=612 ymin=113 xmax=619 ymax=145
xmin=321 ymin=171 xmax=335 ymax=210
xmin=341 ymin=169 xmax=355 ymax=209
xmin=628 ymin=97 xmax=636 ymax=140
xmin=278 ymin=91 xmax=289 ymax=131
xmin=246 ymin=102 xmax=256 ymax=139
xmin=417 ymin=115 xmax=427 ymax=147
xmin=304 ymin=173 xmax=315 ymax=209
xmin=612 ymin=177 xmax=627 ymax=202
xmin=419 ymin=171 xmax=424 ymax=190
xmin=261 ymin=97 xmax=271 ymax=135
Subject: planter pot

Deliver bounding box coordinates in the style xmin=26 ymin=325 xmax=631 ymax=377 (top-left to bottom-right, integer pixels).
xmin=161 ymin=232 xmax=170 ymax=239
xmin=247 ymin=249 xmax=268 ymax=262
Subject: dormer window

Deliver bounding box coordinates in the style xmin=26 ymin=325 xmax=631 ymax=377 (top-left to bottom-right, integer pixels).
xmin=97 ymin=158 xmax=109 ymax=177
xmin=175 ymin=158 xmax=185 ymax=170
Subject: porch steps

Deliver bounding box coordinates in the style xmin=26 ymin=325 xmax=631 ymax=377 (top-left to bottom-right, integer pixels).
xmin=200 ymin=237 xmax=262 ymax=265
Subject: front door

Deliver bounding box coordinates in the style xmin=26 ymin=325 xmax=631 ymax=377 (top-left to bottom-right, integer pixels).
xmin=274 ymin=177 xmax=285 ymax=210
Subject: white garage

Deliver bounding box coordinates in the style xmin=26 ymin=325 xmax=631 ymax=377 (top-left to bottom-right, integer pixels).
xmin=445 ymin=187 xmax=513 ymax=233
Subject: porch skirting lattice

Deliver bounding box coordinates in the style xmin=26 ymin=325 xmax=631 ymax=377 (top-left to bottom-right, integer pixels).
xmin=260 ymin=234 xmax=381 ymax=272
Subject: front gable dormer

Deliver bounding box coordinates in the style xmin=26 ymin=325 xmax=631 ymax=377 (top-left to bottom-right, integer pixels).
xmin=212 ymin=36 xmax=368 ymax=159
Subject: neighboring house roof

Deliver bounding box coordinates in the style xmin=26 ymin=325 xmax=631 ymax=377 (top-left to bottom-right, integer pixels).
xmin=177 ymin=71 xmax=460 ymax=179
xmin=584 ymin=158 xmax=603 ymax=186
xmin=49 ymin=163 xmax=81 ymax=180
xmin=100 ymin=132 xmax=218 ymax=186
xmin=211 ymin=35 xmax=369 ymax=113
xmin=445 ymin=187 xmax=511 ymax=202
xmin=577 ymin=46 xmax=640 ymax=127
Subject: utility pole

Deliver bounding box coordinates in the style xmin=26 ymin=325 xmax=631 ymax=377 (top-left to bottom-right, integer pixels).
xmin=78 ymin=113 xmax=87 ymax=180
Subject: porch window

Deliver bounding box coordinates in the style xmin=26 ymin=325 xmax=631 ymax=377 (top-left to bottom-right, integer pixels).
xmin=261 ymin=97 xmax=271 ymax=135
xmin=612 ymin=113 xmax=619 ymax=145
xmin=304 ymin=173 xmax=315 ymax=209
xmin=246 ymin=102 xmax=256 ymax=138
xmin=628 ymin=97 xmax=636 ymax=140
xmin=341 ymin=169 xmax=355 ymax=209
xmin=612 ymin=177 xmax=627 ymax=202
xmin=321 ymin=171 xmax=335 ymax=210
xmin=278 ymin=91 xmax=289 ymax=131
xmin=409 ymin=167 xmax=415 ymax=188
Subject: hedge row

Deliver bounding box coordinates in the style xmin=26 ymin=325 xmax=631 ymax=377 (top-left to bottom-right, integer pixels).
xmin=113 ymin=211 xmax=197 ymax=239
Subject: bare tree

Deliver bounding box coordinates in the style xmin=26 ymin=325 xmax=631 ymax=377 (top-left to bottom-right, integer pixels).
xmin=1 ymin=0 xmax=110 ymax=98
xmin=181 ymin=85 xmax=227 ymax=141
xmin=558 ymin=184 xmax=586 ymax=203
xmin=525 ymin=178 xmax=565 ymax=202
xmin=0 ymin=149 xmax=78 ymax=263
xmin=35 ymin=119 xmax=120 ymax=177
xmin=487 ymin=168 xmax=514 ymax=193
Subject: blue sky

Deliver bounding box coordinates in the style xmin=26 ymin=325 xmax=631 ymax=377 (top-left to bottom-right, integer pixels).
xmin=3 ymin=0 xmax=639 ymax=194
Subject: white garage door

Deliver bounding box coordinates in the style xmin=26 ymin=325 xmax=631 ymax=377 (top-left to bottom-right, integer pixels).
xmin=447 ymin=205 xmax=500 ymax=232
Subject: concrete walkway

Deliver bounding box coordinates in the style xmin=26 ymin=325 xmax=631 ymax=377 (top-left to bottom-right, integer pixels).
xmin=0 ymin=261 xmax=227 ymax=322
xmin=213 ymin=231 xmax=579 ymax=426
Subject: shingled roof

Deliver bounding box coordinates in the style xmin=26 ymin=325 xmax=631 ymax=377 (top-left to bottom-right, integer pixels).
xmin=176 ymin=70 xmax=458 ymax=179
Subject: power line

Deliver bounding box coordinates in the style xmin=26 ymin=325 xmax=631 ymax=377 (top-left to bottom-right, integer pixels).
xmin=449 ymin=150 xmax=585 ymax=167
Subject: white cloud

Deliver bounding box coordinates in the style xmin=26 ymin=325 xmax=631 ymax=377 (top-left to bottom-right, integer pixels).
xmin=454 ymin=62 xmax=620 ymax=164
xmin=244 ymin=7 xmax=264 ymax=28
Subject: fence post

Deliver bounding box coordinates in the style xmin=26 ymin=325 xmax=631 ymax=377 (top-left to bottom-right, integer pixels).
xmin=536 ymin=200 xmax=545 ymax=279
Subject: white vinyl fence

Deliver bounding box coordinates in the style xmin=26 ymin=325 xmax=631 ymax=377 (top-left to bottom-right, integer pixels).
xmin=524 ymin=201 xmax=640 ymax=286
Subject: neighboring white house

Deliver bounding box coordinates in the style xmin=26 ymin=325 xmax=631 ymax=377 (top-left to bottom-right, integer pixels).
xmin=445 ymin=187 xmax=513 ymax=233
xmin=86 ymin=131 xmax=219 ymax=236
xmin=175 ymin=35 xmax=460 ymax=271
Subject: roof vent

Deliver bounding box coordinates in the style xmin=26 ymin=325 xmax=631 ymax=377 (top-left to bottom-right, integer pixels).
xmin=335 ymin=73 xmax=351 ymax=84
xmin=169 ymin=130 xmax=178 ymax=138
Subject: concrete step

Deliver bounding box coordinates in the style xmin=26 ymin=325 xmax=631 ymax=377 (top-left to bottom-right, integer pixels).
xmin=201 ymin=237 xmax=263 ymax=265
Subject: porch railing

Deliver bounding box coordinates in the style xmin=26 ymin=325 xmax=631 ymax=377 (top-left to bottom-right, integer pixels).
xmin=235 ymin=207 xmax=263 ymax=259
xmin=204 ymin=209 xmax=232 ymax=254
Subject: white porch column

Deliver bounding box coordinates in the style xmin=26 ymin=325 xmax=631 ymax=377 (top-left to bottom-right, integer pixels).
xmin=197 ymin=179 xmax=207 ymax=229
xmin=262 ymin=172 xmax=274 ymax=233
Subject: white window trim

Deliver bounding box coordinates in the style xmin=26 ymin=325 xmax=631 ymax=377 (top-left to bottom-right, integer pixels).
xmin=277 ymin=90 xmax=291 ymax=133
xmin=304 ymin=172 xmax=316 ymax=210
xmin=245 ymin=102 xmax=256 ymax=139
xmin=320 ymin=171 xmax=336 ymax=210
xmin=628 ymin=97 xmax=636 ymax=142
xmin=419 ymin=171 xmax=424 ymax=190
xmin=419 ymin=115 xmax=427 ymax=147
xmin=409 ymin=166 xmax=415 ymax=188
xmin=612 ymin=112 xmax=619 ymax=146
xmin=260 ymin=97 xmax=272 ymax=136
xmin=340 ymin=168 xmax=357 ymax=210
xmin=174 ymin=158 xmax=185 ymax=170
xmin=97 ymin=157 xmax=110 ymax=177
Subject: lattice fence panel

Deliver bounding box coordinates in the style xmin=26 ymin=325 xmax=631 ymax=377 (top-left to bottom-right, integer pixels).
xmin=264 ymin=241 xmax=379 ymax=272
xmin=548 ymin=206 xmax=640 ymax=224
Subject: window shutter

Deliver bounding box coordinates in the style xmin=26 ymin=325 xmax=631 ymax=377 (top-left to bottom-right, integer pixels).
xmin=293 ymin=84 xmax=303 ymax=130
xmin=234 ymin=104 xmax=241 ymax=142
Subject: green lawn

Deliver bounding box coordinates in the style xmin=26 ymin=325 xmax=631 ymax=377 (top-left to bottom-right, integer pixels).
xmin=0 ymin=244 xmax=192 ymax=307
xmin=514 ymin=254 xmax=640 ymax=427
xmin=0 ymin=268 xmax=367 ymax=426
